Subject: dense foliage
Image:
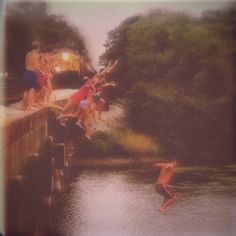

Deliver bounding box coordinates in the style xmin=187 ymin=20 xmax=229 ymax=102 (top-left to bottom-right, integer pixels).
xmin=100 ymin=6 xmax=235 ymax=162
xmin=5 ymin=0 xmax=87 ymax=76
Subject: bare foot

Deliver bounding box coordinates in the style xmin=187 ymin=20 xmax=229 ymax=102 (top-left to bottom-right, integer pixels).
xmin=60 ymin=120 xmax=66 ymax=127
xmin=76 ymin=121 xmax=84 ymax=129
xmin=159 ymin=207 xmax=167 ymax=215
xmin=56 ymin=114 xmax=63 ymax=120
xmin=84 ymin=133 xmax=91 ymax=140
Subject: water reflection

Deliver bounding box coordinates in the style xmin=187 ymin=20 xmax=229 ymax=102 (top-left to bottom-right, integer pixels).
xmin=52 ymin=168 xmax=236 ymax=236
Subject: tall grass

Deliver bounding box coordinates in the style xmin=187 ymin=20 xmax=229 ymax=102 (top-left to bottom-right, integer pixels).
xmin=75 ymin=129 xmax=159 ymax=157
xmin=115 ymin=130 xmax=159 ymax=156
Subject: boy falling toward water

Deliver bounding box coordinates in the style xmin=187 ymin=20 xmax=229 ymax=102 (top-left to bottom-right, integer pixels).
xmin=154 ymin=159 xmax=178 ymax=214
xmin=57 ymin=91 xmax=100 ymax=140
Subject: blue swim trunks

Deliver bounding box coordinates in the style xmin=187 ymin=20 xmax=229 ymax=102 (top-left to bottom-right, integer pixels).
xmin=22 ymin=70 xmax=39 ymax=90
xmin=79 ymin=100 xmax=89 ymax=109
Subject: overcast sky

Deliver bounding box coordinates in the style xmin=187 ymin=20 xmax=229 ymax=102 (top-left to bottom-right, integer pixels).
xmin=47 ymin=1 xmax=232 ymax=68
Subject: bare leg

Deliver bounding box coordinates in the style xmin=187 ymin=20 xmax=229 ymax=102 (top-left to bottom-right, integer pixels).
xmin=159 ymin=185 xmax=177 ymax=214
xmin=27 ymin=88 xmax=35 ymax=109
xmin=40 ymin=87 xmax=47 ymax=105
xmin=97 ymin=99 xmax=105 ymax=120
xmin=34 ymin=88 xmax=46 ymax=107
xmin=46 ymin=80 xmax=52 ymax=103
xmin=22 ymin=91 xmax=27 ymax=110
xmin=75 ymin=109 xmax=83 ymax=127
xmin=82 ymin=109 xmax=91 ymax=140
xmin=90 ymin=102 xmax=98 ymax=123
xmin=159 ymin=199 xmax=168 ymax=214
xmin=62 ymin=99 xmax=75 ymax=114
xmin=159 ymin=198 xmax=176 ymax=214
xmin=161 ymin=197 xmax=177 ymax=212
xmin=34 ymin=90 xmax=40 ymax=106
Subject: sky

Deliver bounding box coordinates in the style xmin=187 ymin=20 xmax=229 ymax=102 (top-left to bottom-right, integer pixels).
xmin=47 ymin=0 xmax=233 ymax=69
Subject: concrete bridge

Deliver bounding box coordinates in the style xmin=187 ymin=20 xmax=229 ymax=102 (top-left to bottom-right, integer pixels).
xmin=1 ymin=89 xmax=78 ymax=235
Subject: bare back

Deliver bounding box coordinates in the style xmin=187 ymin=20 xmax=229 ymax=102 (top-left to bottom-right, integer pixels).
xmin=156 ymin=164 xmax=176 ymax=185
xmin=25 ymin=50 xmax=39 ymax=71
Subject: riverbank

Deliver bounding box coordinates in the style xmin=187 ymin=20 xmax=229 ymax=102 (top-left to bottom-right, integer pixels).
xmin=52 ymin=163 xmax=236 ymax=236
xmin=73 ymin=101 xmax=159 ymax=160
xmin=71 ymin=156 xmax=160 ymax=169
xmin=67 ymin=102 xmax=161 ymax=168
xmin=72 ymin=102 xmax=234 ymax=166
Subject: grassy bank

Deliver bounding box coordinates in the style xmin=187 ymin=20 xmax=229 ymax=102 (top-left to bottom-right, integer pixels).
xmin=75 ymin=129 xmax=160 ymax=158
xmin=71 ymin=156 xmax=161 ymax=169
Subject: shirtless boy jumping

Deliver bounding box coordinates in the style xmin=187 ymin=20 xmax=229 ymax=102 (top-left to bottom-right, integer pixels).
xmin=154 ymin=159 xmax=177 ymax=214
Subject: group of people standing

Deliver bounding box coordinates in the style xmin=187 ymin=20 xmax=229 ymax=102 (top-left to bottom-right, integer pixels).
xmin=22 ymin=41 xmax=53 ymax=110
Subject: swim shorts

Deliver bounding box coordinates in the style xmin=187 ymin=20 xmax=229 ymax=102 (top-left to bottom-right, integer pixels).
xmin=155 ymin=184 xmax=174 ymax=200
xmin=22 ymin=70 xmax=39 ymax=90
xmin=93 ymin=94 xmax=101 ymax=102
xmin=79 ymin=100 xmax=89 ymax=109
xmin=36 ymin=70 xmax=47 ymax=88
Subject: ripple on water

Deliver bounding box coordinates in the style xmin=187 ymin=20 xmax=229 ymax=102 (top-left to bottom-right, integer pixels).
xmin=52 ymin=167 xmax=236 ymax=236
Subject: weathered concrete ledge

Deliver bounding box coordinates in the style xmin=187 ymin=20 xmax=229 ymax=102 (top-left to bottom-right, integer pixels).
xmin=1 ymin=89 xmax=77 ymax=178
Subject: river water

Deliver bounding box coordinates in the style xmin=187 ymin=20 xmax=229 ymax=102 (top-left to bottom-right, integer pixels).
xmin=50 ymin=164 xmax=236 ymax=236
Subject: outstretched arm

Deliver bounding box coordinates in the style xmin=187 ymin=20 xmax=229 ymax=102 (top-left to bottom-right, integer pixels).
xmin=106 ymin=60 xmax=118 ymax=75
xmin=100 ymin=81 xmax=116 ymax=89
xmin=87 ymin=79 xmax=96 ymax=92
xmin=97 ymin=60 xmax=119 ymax=77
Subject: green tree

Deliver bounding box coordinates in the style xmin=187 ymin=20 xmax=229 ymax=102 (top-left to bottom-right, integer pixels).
xmin=5 ymin=0 xmax=87 ymax=76
xmin=100 ymin=7 xmax=235 ymax=162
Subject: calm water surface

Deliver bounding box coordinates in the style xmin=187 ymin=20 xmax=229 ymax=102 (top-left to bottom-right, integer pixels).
xmin=51 ymin=165 xmax=236 ymax=236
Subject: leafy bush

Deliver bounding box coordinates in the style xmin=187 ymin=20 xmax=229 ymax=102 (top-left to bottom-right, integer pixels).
xmin=100 ymin=7 xmax=235 ymax=162
xmin=127 ymin=82 xmax=233 ymax=160
xmin=75 ymin=132 xmax=122 ymax=157
xmin=115 ymin=129 xmax=159 ymax=156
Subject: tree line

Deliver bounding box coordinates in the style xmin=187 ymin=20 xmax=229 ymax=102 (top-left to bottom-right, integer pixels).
xmin=5 ymin=0 xmax=88 ymax=77
xmin=100 ymin=4 xmax=236 ymax=162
